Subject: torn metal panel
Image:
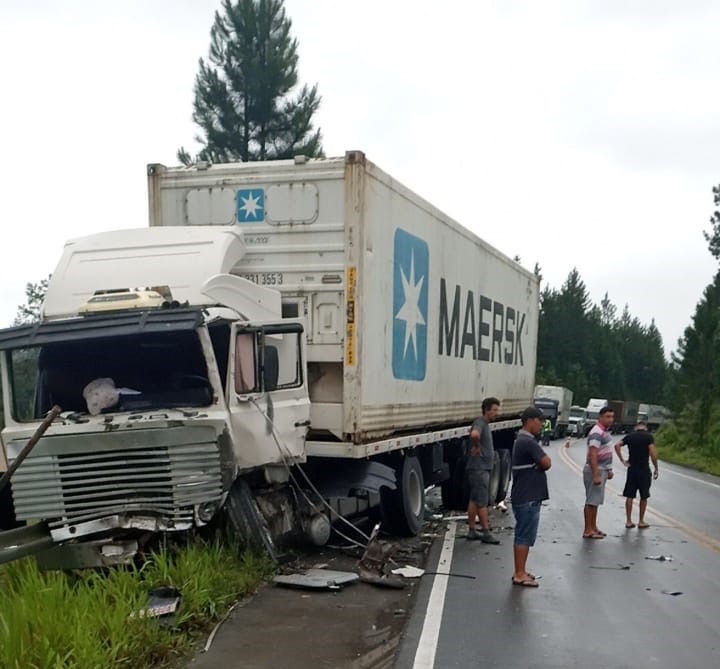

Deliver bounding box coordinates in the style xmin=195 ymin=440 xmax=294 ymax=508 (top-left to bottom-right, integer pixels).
xmin=273 ymin=569 xmax=359 ymax=590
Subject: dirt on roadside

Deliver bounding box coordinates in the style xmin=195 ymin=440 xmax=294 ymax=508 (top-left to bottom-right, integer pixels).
xmin=186 ymin=518 xmax=443 ymax=669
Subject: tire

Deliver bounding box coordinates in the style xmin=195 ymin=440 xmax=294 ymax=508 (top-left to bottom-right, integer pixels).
xmin=487 ymin=451 xmax=500 ymax=507
xmin=495 ymin=449 xmax=512 ymax=504
xmin=380 ymin=455 xmax=425 ymax=536
xmin=225 ymin=478 xmax=279 ymax=563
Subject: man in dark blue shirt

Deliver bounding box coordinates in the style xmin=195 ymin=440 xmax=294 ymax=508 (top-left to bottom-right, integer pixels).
xmin=511 ymin=407 xmax=552 ymax=588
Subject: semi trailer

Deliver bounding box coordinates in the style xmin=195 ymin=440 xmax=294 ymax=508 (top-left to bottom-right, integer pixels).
xmin=0 ymin=151 xmax=539 ymax=566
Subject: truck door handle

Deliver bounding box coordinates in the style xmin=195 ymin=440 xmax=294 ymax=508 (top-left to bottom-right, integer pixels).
xmin=294 ymin=419 xmax=311 ymax=427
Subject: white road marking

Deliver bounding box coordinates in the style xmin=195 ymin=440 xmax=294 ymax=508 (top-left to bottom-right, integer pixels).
xmin=661 ymin=465 xmax=720 ymax=489
xmin=412 ymin=521 xmax=457 ymax=669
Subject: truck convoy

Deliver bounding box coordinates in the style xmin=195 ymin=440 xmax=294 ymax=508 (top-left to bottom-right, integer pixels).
xmin=0 ymin=151 xmax=539 ymax=566
xmin=532 ymin=385 xmax=573 ymax=438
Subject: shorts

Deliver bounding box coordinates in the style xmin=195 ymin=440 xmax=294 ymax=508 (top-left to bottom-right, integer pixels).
xmin=512 ymin=500 xmax=542 ymax=546
xmin=466 ymin=469 xmax=490 ymax=506
xmin=583 ymin=466 xmax=609 ymax=506
xmin=623 ymin=466 xmax=652 ymax=499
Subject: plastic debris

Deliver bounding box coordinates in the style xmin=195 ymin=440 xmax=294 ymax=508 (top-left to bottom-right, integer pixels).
xmin=130 ymin=587 xmax=182 ymax=626
xmin=391 ymin=565 xmax=425 ymax=578
xmin=661 ymin=590 xmax=683 ymax=596
xmin=645 ymin=555 xmax=673 ymax=562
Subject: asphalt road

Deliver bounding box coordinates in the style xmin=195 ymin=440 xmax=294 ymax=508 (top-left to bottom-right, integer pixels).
xmin=395 ymin=438 xmax=720 ymax=669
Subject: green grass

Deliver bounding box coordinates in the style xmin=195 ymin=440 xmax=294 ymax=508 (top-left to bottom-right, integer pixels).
xmin=656 ymin=445 xmax=720 ymax=477
xmin=0 ymin=539 xmax=272 ymax=669
xmin=655 ymin=410 xmax=720 ymax=478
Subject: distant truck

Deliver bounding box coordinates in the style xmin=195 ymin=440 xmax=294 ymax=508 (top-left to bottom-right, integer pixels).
xmin=583 ymin=398 xmax=608 ymax=436
xmin=607 ymin=400 xmax=640 ymax=433
xmin=533 ymin=385 xmax=573 ymax=438
xmin=638 ymin=403 xmax=670 ymax=431
xmin=568 ymin=405 xmax=590 ymax=437
xmin=0 ymin=151 xmax=539 ymax=565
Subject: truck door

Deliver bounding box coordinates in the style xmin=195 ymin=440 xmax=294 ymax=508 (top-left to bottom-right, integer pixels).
xmin=230 ymin=322 xmax=310 ymax=465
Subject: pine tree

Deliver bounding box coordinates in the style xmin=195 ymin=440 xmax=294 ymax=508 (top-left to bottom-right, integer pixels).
xmin=13 ymin=276 xmax=50 ymax=325
xmin=178 ymin=0 xmax=323 ymax=164
xmin=672 ymin=271 xmax=720 ymax=441
xmin=703 ymin=184 xmax=720 ymax=259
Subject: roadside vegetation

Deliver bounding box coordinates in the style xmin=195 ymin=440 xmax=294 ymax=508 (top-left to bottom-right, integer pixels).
xmin=655 ymin=403 xmax=720 ymax=477
xmin=0 ymin=539 xmax=272 ymax=669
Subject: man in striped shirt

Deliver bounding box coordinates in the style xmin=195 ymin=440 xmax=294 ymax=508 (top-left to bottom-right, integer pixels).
xmin=582 ymin=406 xmax=615 ymax=539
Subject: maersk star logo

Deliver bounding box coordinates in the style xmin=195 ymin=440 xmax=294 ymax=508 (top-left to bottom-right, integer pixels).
xmin=392 ymin=229 xmax=429 ymax=380
xmin=237 ymin=189 xmax=265 ymax=223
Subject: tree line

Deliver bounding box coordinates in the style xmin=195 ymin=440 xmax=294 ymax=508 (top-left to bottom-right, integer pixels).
xmin=660 ymin=185 xmax=720 ymax=458
xmin=536 ymin=268 xmax=669 ymax=407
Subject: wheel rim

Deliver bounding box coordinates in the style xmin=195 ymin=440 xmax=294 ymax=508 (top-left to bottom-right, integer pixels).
xmin=407 ymin=468 xmax=423 ymax=518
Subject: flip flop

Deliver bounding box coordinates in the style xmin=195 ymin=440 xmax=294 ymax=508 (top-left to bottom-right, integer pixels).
xmin=510 ymin=573 xmax=538 ymax=581
xmin=595 ymin=530 xmax=607 ymax=537
xmin=512 ymin=578 xmax=539 ymax=588
xmin=582 ymin=533 xmax=605 ymax=539
xmin=625 ymin=523 xmax=636 ymax=529
xmin=638 ymin=523 xmax=650 ymax=529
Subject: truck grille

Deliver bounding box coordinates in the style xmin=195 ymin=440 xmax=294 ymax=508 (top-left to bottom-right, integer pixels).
xmin=9 ymin=427 xmax=223 ymax=529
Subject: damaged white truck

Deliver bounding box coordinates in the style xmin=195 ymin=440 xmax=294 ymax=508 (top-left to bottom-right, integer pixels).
xmin=0 ymin=151 xmax=538 ymax=568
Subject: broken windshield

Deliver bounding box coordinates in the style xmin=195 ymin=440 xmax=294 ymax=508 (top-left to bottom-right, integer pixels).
xmin=8 ymin=330 xmax=213 ymax=421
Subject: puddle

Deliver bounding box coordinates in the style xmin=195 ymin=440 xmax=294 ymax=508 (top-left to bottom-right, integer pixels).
xmin=344 ymin=606 xmax=405 ymax=669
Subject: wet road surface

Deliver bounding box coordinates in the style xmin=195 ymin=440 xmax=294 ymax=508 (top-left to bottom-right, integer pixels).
xmin=395 ymin=438 xmax=720 ymax=669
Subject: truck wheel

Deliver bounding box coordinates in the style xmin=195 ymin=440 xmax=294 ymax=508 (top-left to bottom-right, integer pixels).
xmin=488 ymin=451 xmax=500 ymax=507
xmin=495 ymin=449 xmax=512 ymax=504
xmin=380 ymin=455 xmax=425 ymax=536
xmin=225 ymin=478 xmax=279 ymax=563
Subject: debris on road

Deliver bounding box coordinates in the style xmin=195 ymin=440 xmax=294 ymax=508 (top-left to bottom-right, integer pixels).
xmin=645 ymin=555 xmax=673 ymax=562
xmin=130 ymin=587 xmax=182 ymax=626
xmin=661 ymin=590 xmax=683 ymax=596
xmin=391 ymin=565 xmax=425 ymax=578
xmin=358 ymin=523 xmax=406 ymax=589
xmin=273 ymin=569 xmax=359 ymax=591
xmin=589 ymin=564 xmax=631 ymax=570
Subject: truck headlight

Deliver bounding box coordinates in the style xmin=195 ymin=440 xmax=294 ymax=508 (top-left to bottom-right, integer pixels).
xmin=197 ymin=501 xmax=219 ymax=523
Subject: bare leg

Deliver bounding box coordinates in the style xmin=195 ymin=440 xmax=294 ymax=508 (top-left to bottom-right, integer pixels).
xmin=513 ymin=544 xmax=533 ymax=581
xmin=467 ymin=501 xmax=478 ymax=530
xmin=583 ymin=505 xmax=595 ymax=535
xmin=638 ymin=499 xmax=649 ymax=527
xmin=477 ymin=506 xmax=490 ymax=531
xmin=625 ymin=498 xmax=635 ymax=527
xmin=591 ymin=506 xmax=601 ymax=534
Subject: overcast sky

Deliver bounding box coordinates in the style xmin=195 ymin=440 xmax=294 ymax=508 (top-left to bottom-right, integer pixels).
xmin=1 ymin=0 xmax=718 ymax=355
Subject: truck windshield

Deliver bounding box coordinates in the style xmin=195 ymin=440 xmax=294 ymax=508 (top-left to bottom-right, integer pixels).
xmin=8 ymin=331 xmax=212 ymax=421
xmin=533 ymin=400 xmax=558 ymax=419
xmin=570 ymin=408 xmax=584 ymax=419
